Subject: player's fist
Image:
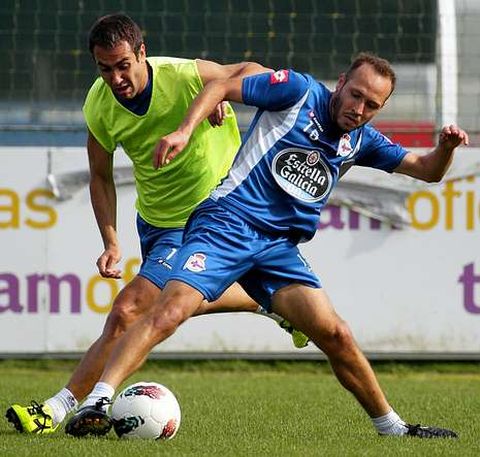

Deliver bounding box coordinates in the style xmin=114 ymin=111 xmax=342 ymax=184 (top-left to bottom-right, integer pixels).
xmin=208 ymin=101 xmax=228 ymax=127
xmin=153 ymin=130 xmax=190 ymax=168
xmin=438 ymin=124 xmax=469 ymax=149
xmin=96 ymin=246 xmax=122 ymax=278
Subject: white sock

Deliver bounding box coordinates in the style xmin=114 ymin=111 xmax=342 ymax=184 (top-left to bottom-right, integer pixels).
xmin=255 ymin=305 xmax=284 ymax=324
xmin=44 ymin=388 xmax=78 ymax=426
xmin=81 ymin=382 xmax=115 ymax=411
xmin=372 ymin=409 xmax=408 ymax=436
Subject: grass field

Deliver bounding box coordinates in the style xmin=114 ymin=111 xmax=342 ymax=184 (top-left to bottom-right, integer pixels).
xmin=0 ymin=360 xmax=479 ymax=456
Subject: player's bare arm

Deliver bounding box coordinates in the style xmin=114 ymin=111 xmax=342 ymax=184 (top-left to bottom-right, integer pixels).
xmin=198 ymin=59 xmax=271 ymax=127
xmin=196 ymin=59 xmax=271 ymax=86
xmin=153 ymin=77 xmax=245 ymax=168
xmin=153 ymin=60 xmax=271 ymax=165
xmin=87 ymin=130 xmax=122 ymax=278
xmin=394 ymin=124 xmax=469 ymax=182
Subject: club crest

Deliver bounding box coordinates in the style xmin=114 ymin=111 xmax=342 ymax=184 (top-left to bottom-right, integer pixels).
xmin=183 ymin=253 xmax=207 ymax=272
xmin=337 ymin=133 xmax=353 ymax=157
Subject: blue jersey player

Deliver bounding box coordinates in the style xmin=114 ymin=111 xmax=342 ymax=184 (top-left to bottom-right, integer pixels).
xmin=66 ymin=53 xmax=468 ymax=438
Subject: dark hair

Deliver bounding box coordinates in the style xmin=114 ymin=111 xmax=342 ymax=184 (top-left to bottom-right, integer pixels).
xmin=88 ymin=13 xmax=143 ymax=56
xmin=346 ymin=52 xmax=396 ymax=94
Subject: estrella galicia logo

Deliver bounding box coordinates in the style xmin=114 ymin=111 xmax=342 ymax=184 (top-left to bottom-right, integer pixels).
xmin=271 ymin=148 xmax=332 ymax=202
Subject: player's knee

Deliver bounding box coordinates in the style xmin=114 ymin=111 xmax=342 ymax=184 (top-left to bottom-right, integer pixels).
xmin=320 ymin=320 xmax=355 ymax=354
xmin=102 ymin=297 xmax=141 ymax=338
xmin=335 ymin=321 xmax=355 ymax=348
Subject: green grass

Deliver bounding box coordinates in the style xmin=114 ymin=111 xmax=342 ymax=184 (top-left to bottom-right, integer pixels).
xmin=0 ymin=360 xmax=479 ymax=456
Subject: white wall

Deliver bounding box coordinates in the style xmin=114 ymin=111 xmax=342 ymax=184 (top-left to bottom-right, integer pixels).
xmin=1 ymin=147 xmax=479 ymax=357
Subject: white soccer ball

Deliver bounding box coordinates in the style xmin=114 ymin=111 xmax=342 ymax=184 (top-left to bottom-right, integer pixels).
xmin=111 ymin=381 xmax=181 ymax=440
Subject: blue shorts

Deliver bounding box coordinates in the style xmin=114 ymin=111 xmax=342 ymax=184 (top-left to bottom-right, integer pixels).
xmin=168 ymin=200 xmax=321 ymax=312
xmin=136 ymin=214 xmax=184 ymax=289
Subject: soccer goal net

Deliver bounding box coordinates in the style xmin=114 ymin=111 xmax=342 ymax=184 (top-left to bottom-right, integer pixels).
xmin=0 ymin=0 xmax=477 ymax=144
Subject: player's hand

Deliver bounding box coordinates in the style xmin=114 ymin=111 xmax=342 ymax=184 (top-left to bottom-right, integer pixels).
xmin=96 ymin=246 xmax=122 ymax=278
xmin=153 ymin=130 xmax=190 ymax=168
xmin=438 ymin=124 xmax=469 ymax=150
xmin=208 ymin=101 xmax=228 ymax=127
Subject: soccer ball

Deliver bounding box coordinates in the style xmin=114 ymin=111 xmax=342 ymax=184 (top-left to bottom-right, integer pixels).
xmin=111 ymin=381 xmax=181 ymax=440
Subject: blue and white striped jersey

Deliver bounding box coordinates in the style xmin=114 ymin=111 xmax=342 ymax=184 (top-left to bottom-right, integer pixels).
xmin=210 ymin=70 xmax=407 ymax=243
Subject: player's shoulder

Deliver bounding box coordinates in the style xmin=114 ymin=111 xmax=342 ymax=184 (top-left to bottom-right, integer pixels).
xmin=271 ymin=69 xmax=313 ymax=86
xmin=87 ymin=76 xmax=105 ymax=92
xmin=262 ymin=69 xmax=314 ymax=98
xmin=84 ymin=76 xmax=109 ymax=106
xmin=148 ymin=57 xmax=199 ymax=83
xmin=362 ymin=122 xmax=393 ymax=145
xmin=283 ymin=70 xmax=321 ymax=100
xmin=298 ymin=76 xmax=329 ymax=105
xmin=147 ymin=56 xmax=195 ymax=73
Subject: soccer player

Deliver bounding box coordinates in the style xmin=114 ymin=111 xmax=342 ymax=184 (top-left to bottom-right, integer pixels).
xmin=5 ymin=13 xmax=309 ymax=435
xmin=63 ymin=51 xmax=468 ymax=439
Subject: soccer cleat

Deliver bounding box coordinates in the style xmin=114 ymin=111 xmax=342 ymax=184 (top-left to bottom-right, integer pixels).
xmin=405 ymin=423 xmax=458 ymax=439
xmin=5 ymin=401 xmax=59 ymax=434
xmin=65 ymin=397 xmax=112 ymax=437
xmin=279 ymin=319 xmax=310 ymax=348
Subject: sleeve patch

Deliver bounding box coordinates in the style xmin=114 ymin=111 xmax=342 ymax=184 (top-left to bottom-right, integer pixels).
xmin=270 ymin=69 xmax=290 ymax=85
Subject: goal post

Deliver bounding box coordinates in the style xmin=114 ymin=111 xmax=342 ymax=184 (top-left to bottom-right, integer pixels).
xmin=438 ymin=0 xmax=458 ymax=126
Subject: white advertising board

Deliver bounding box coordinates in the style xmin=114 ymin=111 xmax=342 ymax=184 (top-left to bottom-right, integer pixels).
xmin=0 ymin=147 xmax=479 ymax=357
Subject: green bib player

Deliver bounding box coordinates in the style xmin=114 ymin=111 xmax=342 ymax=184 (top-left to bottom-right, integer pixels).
xmin=6 ymin=13 xmax=308 ymax=435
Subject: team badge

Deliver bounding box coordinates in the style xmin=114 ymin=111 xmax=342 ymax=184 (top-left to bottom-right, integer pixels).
xmin=337 ymin=133 xmax=353 ymax=157
xmin=271 ymin=148 xmax=332 ymax=202
xmin=270 ymin=69 xmax=289 ymax=85
xmin=183 ymin=253 xmax=207 ymax=272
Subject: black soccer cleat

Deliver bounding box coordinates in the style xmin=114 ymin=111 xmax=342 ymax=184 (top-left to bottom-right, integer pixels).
xmin=405 ymin=423 xmax=458 ymax=439
xmin=65 ymin=397 xmax=112 ymax=437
